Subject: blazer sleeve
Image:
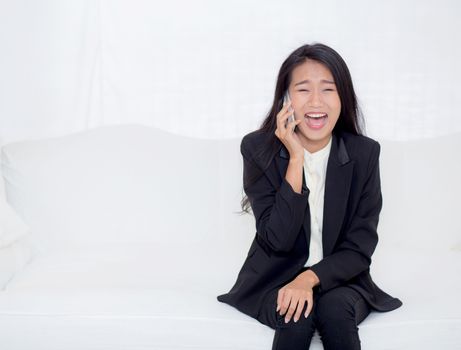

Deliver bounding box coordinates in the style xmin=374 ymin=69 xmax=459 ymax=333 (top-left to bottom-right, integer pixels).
xmin=309 ymin=142 xmax=382 ymax=292
xmin=241 ymin=136 xmax=309 ymax=253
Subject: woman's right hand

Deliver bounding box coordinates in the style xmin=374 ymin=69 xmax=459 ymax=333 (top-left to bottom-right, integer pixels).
xmin=274 ymin=101 xmax=304 ymax=161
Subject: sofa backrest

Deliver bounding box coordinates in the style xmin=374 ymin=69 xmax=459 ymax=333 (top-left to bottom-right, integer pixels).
xmin=1 ymin=124 xmax=460 ymax=291
xmin=1 ymin=125 xmax=253 ymax=277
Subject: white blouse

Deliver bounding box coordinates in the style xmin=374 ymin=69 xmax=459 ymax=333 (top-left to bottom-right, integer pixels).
xmin=303 ymin=136 xmax=332 ymax=267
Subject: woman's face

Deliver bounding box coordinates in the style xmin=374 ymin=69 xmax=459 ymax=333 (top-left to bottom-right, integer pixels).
xmin=288 ymin=59 xmax=341 ymax=153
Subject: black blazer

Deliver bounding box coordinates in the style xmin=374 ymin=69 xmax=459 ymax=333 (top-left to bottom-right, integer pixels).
xmin=217 ymin=129 xmax=402 ymax=319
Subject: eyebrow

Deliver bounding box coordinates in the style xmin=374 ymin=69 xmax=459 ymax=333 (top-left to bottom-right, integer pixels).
xmin=294 ymin=79 xmax=335 ymax=86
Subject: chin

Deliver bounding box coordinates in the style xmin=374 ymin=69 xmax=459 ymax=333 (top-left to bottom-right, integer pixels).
xmin=298 ymin=126 xmax=333 ymax=143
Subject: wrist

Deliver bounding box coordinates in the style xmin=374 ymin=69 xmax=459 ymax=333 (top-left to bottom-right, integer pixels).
xmin=298 ymin=269 xmax=320 ymax=288
xmin=289 ymin=156 xmax=304 ymax=165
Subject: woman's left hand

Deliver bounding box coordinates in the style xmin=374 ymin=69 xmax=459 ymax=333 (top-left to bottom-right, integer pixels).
xmin=277 ymin=270 xmax=318 ymax=323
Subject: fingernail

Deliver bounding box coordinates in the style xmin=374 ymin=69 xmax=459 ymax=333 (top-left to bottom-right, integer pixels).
xmin=285 ymin=318 xmax=289 ymax=323
xmin=294 ymin=318 xmax=298 ymax=323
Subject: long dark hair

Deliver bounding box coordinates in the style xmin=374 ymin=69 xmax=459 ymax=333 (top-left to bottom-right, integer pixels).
xmin=240 ymin=43 xmax=365 ymax=213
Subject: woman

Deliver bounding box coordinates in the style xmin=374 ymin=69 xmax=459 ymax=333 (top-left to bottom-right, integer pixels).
xmin=217 ymin=43 xmax=402 ymax=349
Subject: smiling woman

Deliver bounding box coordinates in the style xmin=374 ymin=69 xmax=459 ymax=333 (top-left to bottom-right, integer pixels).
xmin=288 ymin=60 xmax=341 ymax=152
xmin=217 ymin=43 xmax=402 ymax=350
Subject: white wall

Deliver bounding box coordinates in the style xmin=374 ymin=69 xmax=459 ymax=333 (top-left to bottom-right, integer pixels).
xmin=1 ymin=0 xmax=460 ymax=143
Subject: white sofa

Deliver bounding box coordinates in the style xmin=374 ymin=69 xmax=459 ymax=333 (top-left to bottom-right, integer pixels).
xmin=0 ymin=124 xmax=459 ymax=349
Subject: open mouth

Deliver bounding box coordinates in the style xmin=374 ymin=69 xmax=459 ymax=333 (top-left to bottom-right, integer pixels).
xmin=304 ymin=113 xmax=328 ymax=129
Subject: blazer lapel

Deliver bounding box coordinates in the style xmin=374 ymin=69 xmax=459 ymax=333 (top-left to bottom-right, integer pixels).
xmin=322 ymin=133 xmax=354 ymax=256
xmin=277 ymin=132 xmax=354 ymax=257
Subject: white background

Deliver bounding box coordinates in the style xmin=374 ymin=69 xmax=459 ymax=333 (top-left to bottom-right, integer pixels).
xmin=0 ymin=0 xmax=460 ymax=143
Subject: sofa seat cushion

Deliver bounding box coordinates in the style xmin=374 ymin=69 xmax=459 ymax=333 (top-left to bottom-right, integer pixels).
xmin=0 ymin=245 xmax=459 ymax=350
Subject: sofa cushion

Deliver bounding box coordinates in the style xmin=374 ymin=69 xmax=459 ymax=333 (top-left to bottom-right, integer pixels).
xmin=0 ymin=235 xmax=34 ymax=289
xmin=1 ymin=248 xmax=459 ymax=350
xmin=1 ymin=125 xmax=253 ymax=258
xmin=0 ymin=196 xmax=30 ymax=248
xmin=0 ymin=195 xmax=33 ymax=289
xmin=2 ymin=243 xmax=460 ymax=349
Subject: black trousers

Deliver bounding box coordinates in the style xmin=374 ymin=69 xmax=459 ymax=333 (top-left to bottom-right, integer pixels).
xmin=257 ymin=284 xmax=371 ymax=350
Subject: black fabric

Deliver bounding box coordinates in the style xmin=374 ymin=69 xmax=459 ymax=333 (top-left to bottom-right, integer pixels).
xmin=217 ymin=130 xmax=402 ymax=321
xmin=258 ymin=284 xmax=371 ymax=349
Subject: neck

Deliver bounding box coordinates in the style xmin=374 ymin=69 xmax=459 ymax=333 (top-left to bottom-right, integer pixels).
xmin=300 ymin=134 xmax=332 ymax=153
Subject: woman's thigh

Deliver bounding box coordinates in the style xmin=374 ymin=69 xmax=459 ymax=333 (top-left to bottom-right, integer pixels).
xmin=257 ymin=285 xmax=371 ymax=329
xmin=314 ymin=286 xmax=371 ymax=326
xmin=256 ymin=286 xmax=319 ymax=329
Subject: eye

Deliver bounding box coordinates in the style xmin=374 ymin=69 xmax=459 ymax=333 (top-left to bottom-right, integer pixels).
xmin=297 ymin=89 xmax=309 ymax=92
xmin=324 ymin=88 xmax=335 ymax=92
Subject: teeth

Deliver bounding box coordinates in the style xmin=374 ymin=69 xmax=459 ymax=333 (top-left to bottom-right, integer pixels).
xmin=305 ymin=113 xmax=327 ymax=119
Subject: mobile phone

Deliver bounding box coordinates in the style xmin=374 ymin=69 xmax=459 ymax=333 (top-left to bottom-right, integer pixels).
xmin=283 ymin=91 xmax=295 ymax=129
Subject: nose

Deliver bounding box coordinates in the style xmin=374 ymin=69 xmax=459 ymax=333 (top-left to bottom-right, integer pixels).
xmin=307 ymin=89 xmax=322 ymax=107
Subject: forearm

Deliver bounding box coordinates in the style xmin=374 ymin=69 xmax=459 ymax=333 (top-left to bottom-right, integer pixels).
xmin=285 ymin=157 xmax=304 ymax=194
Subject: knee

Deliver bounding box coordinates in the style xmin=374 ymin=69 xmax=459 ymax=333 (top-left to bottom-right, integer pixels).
xmin=314 ymin=288 xmax=364 ymax=349
xmin=315 ymin=288 xmax=356 ymax=327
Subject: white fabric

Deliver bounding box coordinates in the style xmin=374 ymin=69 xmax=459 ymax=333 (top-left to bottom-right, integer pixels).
xmin=0 ymin=125 xmax=460 ymax=349
xmin=303 ymin=137 xmax=332 ymax=267
xmin=0 ymin=125 xmax=240 ymax=254
xmin=1 ymin=1 xmax=461 ymax=144
xmin=0 ymin=235 xmax=34 ymax=290
xmin=0 ymin=170 xmax=4 ymax=200
xmin=0 ymin=137 xmax=5 ymax=200
xmin=0 ymin=197 xmax=30 ymax=248
xmin=1 ymin=250 xmax=459 ymax=350
xmin=0 ymin=124 xmax=255 ymax=272
xmin=0 ymin=170 xmax=33 ymax=289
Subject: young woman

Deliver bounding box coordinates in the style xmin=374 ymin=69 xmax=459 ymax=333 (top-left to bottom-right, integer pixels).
xmin=217 ymin=43 xmax=402 ymax=349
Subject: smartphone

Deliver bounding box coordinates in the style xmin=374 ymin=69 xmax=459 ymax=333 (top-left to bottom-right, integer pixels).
xmin=283 ymin=91 xmax=295 ymax=130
